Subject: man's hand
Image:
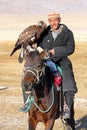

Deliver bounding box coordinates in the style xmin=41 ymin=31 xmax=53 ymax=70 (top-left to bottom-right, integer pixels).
xmin=49 ymin=49 xmax=55 ymax=55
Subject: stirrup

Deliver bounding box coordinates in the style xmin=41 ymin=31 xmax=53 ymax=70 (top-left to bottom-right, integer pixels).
xmin=62 ymin=107 xmax=70 ymax=119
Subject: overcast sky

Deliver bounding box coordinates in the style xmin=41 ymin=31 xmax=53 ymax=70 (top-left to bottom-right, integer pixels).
xmin=0 ymin=0 xmax=87 ymax=41
xmin=0 ymin=0 xmax=87 ymax=15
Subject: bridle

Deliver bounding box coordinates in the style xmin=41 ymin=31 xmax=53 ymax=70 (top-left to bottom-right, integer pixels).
xmin=23 ymin=65 xmax=45 ymax=85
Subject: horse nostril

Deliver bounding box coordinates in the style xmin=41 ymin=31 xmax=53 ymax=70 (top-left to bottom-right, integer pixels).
xmin=24 ymin=82 xmax=32 ymax=91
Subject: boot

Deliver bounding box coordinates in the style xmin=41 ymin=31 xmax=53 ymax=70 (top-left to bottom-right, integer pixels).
xmin=19 ymin=103 xmax=29 ymax=112
xmin=19 ymin=92 xmax=34 ymax=112
xmin=62 ymin=105 xmax=70 ymax=119
xmin=62 ymin=92 xmax=75 ymax=120
xmin=62 ymin=96 xmax=70 ymax=119
xmin=19 ymin=91 xmax=30 ymax=112
xmin=19 ymin=81 xmax=31 ymax=112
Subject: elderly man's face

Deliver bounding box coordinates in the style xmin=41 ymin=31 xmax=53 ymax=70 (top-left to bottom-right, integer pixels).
xmin=48 ymin=18 xmax=60 ymax=31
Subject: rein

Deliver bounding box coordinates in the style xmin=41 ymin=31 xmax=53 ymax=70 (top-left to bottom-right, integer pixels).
xmin=34 ymin=85 xmax=54 ymax=113
xmin=23 ymin=64 xmax=55 ymax=113
xmin=24 ymin=85 xmax=54 ymax=113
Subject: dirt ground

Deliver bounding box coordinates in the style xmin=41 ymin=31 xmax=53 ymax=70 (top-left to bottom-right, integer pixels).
xmin=0 ymin=41 xmax=87 ymax=130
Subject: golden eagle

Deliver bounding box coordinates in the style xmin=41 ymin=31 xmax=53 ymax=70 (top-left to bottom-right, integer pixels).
xmin=10 ymin=21 xmax=47 ymax=62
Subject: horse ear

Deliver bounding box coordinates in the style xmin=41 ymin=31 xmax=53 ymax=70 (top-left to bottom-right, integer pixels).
xmin=39 ymin=50 xmax=46 ymax=59
xmin=37 ymin=46 xmax=45 ymax=59
xmin=40 ymin=50 xmax=50 ymax=60
xmin=18 ymin=53 xmax=23 ymax=63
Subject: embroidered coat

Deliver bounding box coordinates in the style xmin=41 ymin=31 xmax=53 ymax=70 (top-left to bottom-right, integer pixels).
xmin=38 ymin=24 xmax=77 ymax=93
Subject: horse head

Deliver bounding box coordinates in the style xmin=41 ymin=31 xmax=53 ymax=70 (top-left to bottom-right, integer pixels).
xmin=22 ymin=50 xmax=45 ymax=93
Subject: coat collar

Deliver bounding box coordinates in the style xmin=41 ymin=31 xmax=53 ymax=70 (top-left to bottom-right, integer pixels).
xmin=48 ymin=24 xmax=68 ymax=33
xmin=48 ymin=24 xmax=68 ymax=41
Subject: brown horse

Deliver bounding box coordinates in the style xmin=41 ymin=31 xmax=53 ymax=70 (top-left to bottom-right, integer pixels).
xmin=22 ymin=50 xmax=75 ymax=130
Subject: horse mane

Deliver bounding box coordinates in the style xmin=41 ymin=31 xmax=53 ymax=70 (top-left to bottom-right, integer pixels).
xmin=29 ymin=50 xmax=54 ymax=88
xmin=45 ymin=65 xmax=53 ymax=88
xmin=26 ymin=50 xmax=39 ymax=58
xmin=34 ymin=64 xmax=53 ymax=98
xmin=25 ymin=50 xmax=54 ymax=97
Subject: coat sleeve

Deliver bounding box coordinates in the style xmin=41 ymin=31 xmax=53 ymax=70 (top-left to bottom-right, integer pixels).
xmin=51 ymin=30 xmax=75 ymax=62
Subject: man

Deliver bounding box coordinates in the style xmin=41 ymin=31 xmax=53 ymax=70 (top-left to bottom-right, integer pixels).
xmin=37 ymin=12 xmax=77 ymax=129
xmin=20 ymin=12 xmax=77 ymax=128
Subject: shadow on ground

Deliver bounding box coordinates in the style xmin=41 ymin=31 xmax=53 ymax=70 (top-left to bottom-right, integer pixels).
xmin=76 ymin=115 xmax=87 ymax=130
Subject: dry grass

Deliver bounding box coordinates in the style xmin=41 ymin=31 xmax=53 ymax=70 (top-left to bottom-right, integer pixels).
xmin=0 ymin=41 xmax=87 ymax=98
xmin=70 ymin=42 xmax=87 ymax=99
xmin=0 ymin=41 xmax=23 ymax=87
xmin=0 ymin=41 xmax=87 ymax=130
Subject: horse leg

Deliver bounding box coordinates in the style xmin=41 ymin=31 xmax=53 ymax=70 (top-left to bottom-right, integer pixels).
xmin=28 ymin=116 xmax=36 ymax=130
xmin=45 ymin=118 xmax=55 ymax=130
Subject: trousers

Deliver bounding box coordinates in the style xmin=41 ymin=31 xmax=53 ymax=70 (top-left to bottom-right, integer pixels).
xmin=46 ymin=60 xmax=58 ymax=77
xmin=64 ymin=91 xmax=75 ymax=109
